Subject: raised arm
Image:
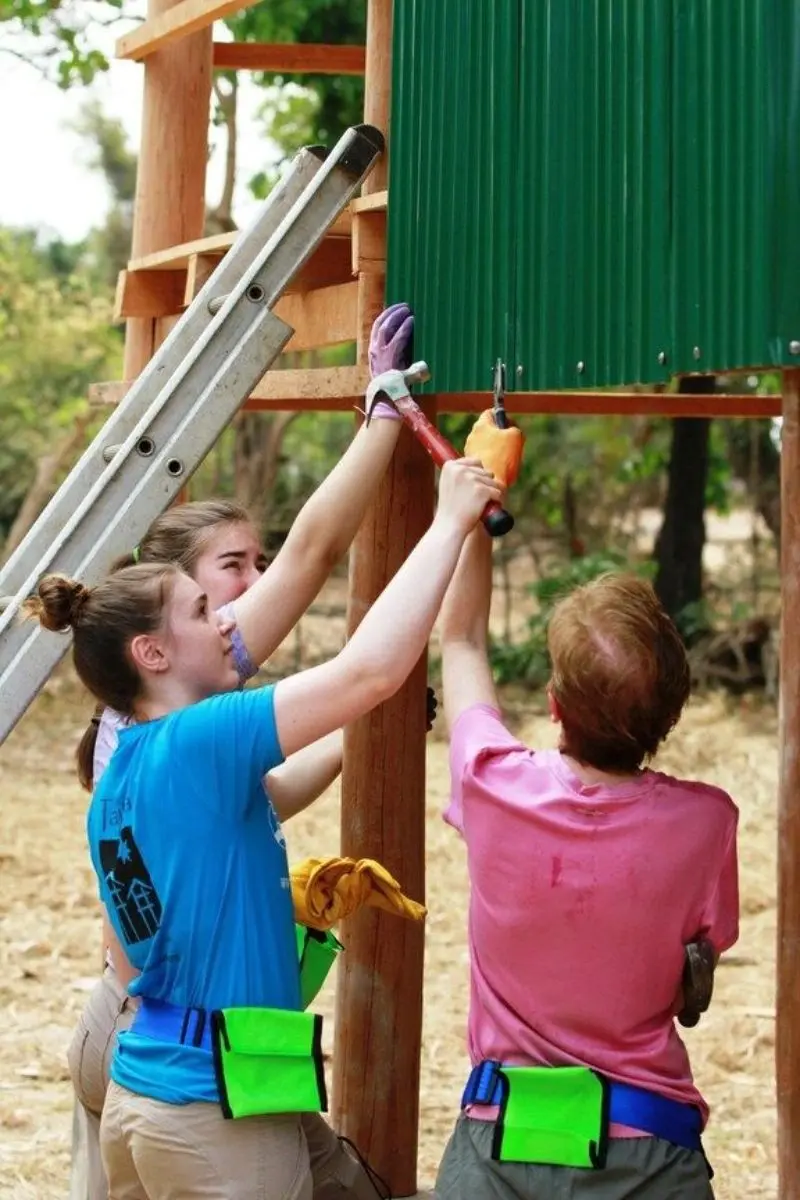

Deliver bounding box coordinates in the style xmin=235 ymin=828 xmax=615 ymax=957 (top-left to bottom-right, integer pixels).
xmin=439 ymin=525 xmax=500 ymax=730
xmin=273 ymin=458 xmax=502 ymax=758
xmin=266 ymin=730 xmax=343 ymax=822
xmin=232 ymin=305 xmax=414 ymax=667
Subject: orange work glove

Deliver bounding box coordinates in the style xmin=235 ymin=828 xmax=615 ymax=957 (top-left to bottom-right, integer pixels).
xmin=464 ymin=409 xmax=525 ymax=488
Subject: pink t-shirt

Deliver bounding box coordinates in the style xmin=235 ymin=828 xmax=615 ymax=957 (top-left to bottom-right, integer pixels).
xmin=446 ymin=704 xmax=739 ymax=1128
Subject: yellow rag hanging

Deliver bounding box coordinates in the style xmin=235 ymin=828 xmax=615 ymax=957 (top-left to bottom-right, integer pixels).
xmin=290 ymin=856 xmax=427 ymax=932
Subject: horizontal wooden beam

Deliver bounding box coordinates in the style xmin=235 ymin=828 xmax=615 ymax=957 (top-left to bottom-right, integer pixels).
xmin=90 ymin=375 xmax=780 ymax=419
xmin=90 ymin=365 xmax=370 ymax=409
xmin=116 ymin=0 xmax=262 ymax=61
xmin=129 ymin=232 xmax=236 ymax=272
xmin=212 ymin=42 xmax=366 ymax=75
xmin=126 ymin=216 xmax=351 ymax=277
xmin=350 ymin=190 xmax=388 ymax=214
xmin=430 ymin=391 xmax=782 ymax=418
xmin=115 ymin=268 xmax=187 ymax=320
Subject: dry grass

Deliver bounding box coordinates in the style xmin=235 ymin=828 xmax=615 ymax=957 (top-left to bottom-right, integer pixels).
xmin=0 ymin=661 xmax=777 ymax=1200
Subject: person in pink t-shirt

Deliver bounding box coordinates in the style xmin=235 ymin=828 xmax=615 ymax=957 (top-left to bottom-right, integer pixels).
xmin=436 ymin=535 xmax=738 ymax=1200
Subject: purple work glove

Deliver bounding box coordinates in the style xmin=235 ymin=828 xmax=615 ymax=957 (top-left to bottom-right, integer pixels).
xmin=367 ymin=303 xmax=414 ymax=422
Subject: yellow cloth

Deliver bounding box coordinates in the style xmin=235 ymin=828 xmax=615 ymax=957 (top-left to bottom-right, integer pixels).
xmin=290 ymin=856 xmax=427 ymax=932
xmin=464 ymin=408 xmax=525 ymax=487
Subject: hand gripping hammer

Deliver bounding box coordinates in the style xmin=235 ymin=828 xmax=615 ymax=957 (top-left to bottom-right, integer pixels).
xmin=365 ymin=362 xmax=515 ymax=538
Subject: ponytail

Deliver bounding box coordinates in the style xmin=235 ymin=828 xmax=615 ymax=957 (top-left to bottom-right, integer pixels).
xmin=76 ymin=706 xmax=102 ymax=792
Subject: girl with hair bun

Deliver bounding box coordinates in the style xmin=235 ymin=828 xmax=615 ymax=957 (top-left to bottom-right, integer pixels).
xmin=29 ymin=454 xmax=501 ymax=1200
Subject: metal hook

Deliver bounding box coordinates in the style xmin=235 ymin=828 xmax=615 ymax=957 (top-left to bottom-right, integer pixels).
xmin=492 ymin=358 xmax=509 ymax=429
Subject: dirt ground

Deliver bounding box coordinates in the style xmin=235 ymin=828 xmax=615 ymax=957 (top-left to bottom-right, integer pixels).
xmin=0 ymin=661 xmax=778 ymax=1199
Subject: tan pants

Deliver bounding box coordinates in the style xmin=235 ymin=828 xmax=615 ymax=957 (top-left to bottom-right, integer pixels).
xmin=102 ymin=1081 xmax=311 ymax=1200
xmin=68 ymin=967 xmax=383 ymax=1200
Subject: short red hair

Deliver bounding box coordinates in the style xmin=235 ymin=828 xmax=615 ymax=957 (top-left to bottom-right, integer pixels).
xmin=547 ymin=573 xmax=690 ymax=771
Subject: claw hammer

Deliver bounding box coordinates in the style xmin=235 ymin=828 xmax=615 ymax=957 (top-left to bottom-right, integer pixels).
xmin=365 ymin=362 xmax=515 ymax=537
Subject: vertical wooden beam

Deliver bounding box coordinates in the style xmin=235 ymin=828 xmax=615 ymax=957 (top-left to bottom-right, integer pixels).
xmin=334 ymin=2 xmax=431 ymax=1195
xmin=123 ymin=0 xmax=212 ymax=380
xmin=778 ymin=368 xmax=800 ymax=1200
xmin=361 ymin=0 xmax=392 ymax=195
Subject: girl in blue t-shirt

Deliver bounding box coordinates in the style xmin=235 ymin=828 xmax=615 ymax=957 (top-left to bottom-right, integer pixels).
xmin=68 ymin=302 xmax=420 ymax=1200
xmin=29 ymin=455 xmax=500 ymax=1200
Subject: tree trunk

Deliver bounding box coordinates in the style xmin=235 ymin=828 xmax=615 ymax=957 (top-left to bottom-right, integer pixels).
xmin=3 ymin=413 xmax=90 ymax=560
xmin=653 ymin=377 xmax=714 ymax=630
xmin=232 ymin=411 xmax=298 ymax=526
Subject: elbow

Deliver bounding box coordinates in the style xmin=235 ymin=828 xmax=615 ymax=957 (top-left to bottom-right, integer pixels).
xmin=339 ymin=654 xmax=403 ymax=719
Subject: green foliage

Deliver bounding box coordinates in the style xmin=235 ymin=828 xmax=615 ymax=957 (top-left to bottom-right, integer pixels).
xmin=225 ymin=1 xmax=365 ymax=187
xmin=0 ymin=0 xmax=130 ymax=87
xmin=0 ymin=227 xmax=120 ymax=537
xmin=490 ymin=551 xmax=655 ymax=687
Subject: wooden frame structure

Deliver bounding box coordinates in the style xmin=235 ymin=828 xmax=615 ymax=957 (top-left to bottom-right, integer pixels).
xmin=108 ymin=3 xmax=799 ymax=1196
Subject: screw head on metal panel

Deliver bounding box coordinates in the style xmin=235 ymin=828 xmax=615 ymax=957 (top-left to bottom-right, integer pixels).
xmin=516 ymin=364 xmax=524 ymax=377
xmin=692 ymin=346 xmax=701 ymax=360
xmin=576 ymin=361 xmax=585 ymax=374
xmin=790 ymin=340 xmax=800 ymax=355
xmin=657 ymin=351 xmax=667 ymax=366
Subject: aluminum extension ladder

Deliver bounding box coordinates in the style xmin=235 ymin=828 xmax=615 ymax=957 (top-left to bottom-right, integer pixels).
xmin=0 ymin=123 xmax=384 ymax=746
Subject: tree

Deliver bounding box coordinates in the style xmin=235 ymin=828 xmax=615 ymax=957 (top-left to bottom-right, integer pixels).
xmin=0 ymin=0 xmax=139 ymax=86
xmin=652 ymin=378 xmax=715 ymax=633
xmin=0 ymin=227 xmax=120 ymax=548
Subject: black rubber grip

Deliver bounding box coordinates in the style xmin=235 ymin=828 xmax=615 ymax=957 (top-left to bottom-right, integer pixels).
xmin=482 ymin=503 xmax=515 ymax=538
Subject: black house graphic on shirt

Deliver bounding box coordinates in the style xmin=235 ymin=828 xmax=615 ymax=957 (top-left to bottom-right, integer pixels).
xmin=99 ymin=826 xmax=162 ymax=945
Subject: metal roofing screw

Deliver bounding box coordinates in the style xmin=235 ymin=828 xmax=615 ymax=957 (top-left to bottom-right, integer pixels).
xmin=790 ymin=340 xmax=800 ymax=356
xmin=576 ymin=361 xmax=585 ymax=374
xmin=516 ymin=364 xmax=524 ymax=377
xmin=693 ymin=346 xmax=702 ymax=360
xmin=657 ymin=351 xmax=667 ymax=366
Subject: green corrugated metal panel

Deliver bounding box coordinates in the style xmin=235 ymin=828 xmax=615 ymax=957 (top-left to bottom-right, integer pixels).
xmin=387 ymin=0 xmax=519 ymax=394
xmin=387 ymin=0 xmax=800 ymax=393
xmin=513 ymin=0 xmax=670 ymax=389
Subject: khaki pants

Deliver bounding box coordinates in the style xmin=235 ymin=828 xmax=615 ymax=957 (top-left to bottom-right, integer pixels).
xmin=436 ymin=1115 xmax=714 ymax=1200
xmin=68 ymin=967 xmax=383 ymax=1200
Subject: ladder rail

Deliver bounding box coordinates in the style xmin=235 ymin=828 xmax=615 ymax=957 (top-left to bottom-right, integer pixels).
xmin=0 ymin=135 xmax=349 ymax=600
xmin=0 ymin=123 xmax=384 ymax=745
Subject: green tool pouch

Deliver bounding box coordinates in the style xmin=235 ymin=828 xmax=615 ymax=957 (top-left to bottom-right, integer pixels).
xmin=211 ymin=1006 xmax=328 ymax=1120
xmin=295 ymin=923 xmax=342 ymax=1009
xmin=492 ymin=1066 xmax=609 ymax=1169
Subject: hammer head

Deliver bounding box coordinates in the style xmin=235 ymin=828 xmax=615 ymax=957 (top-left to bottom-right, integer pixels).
xmin=364 ymin=361 xmax=431 ymax=423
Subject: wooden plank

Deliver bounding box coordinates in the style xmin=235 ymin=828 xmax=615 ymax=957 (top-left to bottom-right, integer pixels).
xmin=212 ymin=42 xmax=366 ymax=75
xmin=89 ymin=382 xmax=781 ymax=418
xmin=116 ymin=268 xmax=188 ymax=319
xmin=126 ymin=217 xmax=352 ymax=276
xmin=429 ymin=391 xmax=783 ymax=418
xmin=350 ymin=189 xmax=388 ymax=213
xmin=274 ymin=281 xmax=358 ymax=351
xmin=778 ymin=366 xmax=800 ymax=1200
xmin=129 ymin=232 xmax=237 ymax=272
xmin=90 ymin=365 xmax=370 ymax=408
xmin=351 ymin=210 xmax=386 ymax=275
xmin=116 ymin=0 xmax=262 ymax=61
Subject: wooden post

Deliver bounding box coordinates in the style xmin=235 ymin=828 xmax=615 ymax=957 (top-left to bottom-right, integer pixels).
xmin=778 ymin=367 xmax=800 ymax=1200
xmin=333 ymin=2 xmax=432 ymax=1195
xmin=123 ymin=0 xmax=212 ymax=380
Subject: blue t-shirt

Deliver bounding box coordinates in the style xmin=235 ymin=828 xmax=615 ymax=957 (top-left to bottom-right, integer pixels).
xmin=87 ymin=686 xmax=301 ymax=1105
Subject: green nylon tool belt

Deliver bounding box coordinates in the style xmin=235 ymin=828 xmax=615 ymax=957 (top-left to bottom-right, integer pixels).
xmin=295 ymin=923 xmax=343 ymax=1010
xmin=211 ymin=1006 xmax=328 ymax=1120
xmin=492 ymin=1066 xmax=609 ymax=1169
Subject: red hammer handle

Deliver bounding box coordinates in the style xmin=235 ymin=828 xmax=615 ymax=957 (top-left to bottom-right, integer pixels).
xmin=393 ymin=398 xmax=515 ymax=538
